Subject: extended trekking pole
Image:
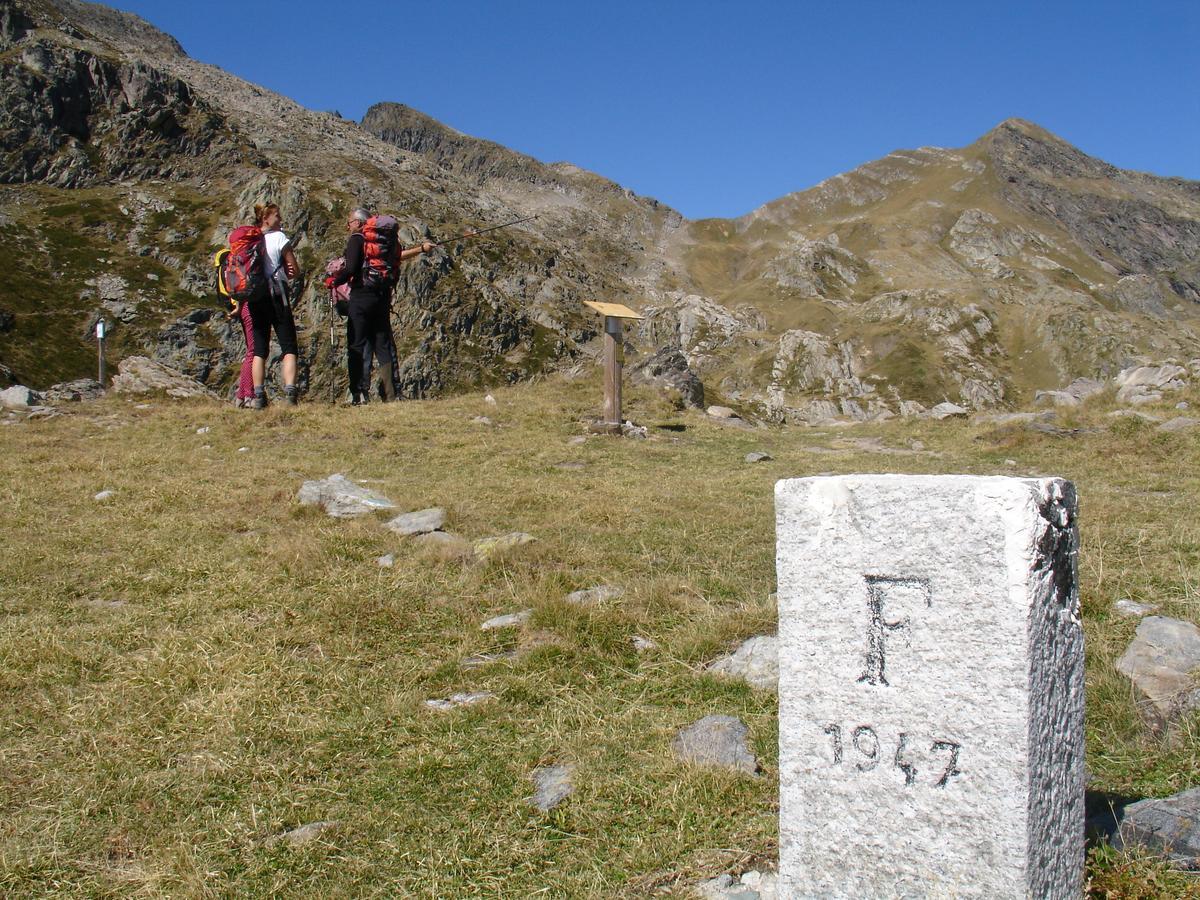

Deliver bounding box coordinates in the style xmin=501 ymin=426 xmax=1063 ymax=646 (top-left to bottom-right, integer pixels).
xmin=430 ymin=214 xmax=538 ymax=247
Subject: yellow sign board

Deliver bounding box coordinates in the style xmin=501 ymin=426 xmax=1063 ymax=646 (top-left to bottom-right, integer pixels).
xmin=584 ymin=301 xmax=643 ymax=320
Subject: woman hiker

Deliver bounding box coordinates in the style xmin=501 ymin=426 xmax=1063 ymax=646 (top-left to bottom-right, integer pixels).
xmin=248 ymin=203 xmax=301 ymax=407
xmin=325 ymin=208 xmax=433 ymax=404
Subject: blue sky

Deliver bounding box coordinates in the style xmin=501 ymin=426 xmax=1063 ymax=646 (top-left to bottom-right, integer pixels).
xmin=117 ymin=0 xmax=1198 ymax=220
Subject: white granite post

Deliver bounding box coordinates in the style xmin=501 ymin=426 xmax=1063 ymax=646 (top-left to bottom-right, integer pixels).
xmin=776 ymin=475 xmax=1084 ymax=899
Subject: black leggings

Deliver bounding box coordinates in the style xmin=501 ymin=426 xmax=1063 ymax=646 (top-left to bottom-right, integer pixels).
xmin=248 ymin=293 xmax=298 ymax=360
xmin=347 ymin=289 xmax=397 ymax=399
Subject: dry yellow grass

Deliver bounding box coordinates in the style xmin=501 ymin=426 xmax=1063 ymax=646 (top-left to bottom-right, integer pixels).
xmin=0 ymin=373 xmax=1197 ymax=897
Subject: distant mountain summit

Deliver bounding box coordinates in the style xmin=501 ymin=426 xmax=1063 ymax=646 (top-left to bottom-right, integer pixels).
xmin=0 ymin=0 xmax=1196 ymax=417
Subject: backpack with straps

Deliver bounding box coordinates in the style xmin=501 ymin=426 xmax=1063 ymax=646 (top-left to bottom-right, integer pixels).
xmin=361 ymin=215 xmax=400 ymax=291
xmin=221 ymin=225 xmax=268 ymax=302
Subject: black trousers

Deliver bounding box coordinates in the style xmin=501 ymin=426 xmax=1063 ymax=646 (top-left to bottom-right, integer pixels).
xmin=347 ymin=288 xmax=397 ymax=400
xmin=248 ymin=290 xmax=298 ymax=360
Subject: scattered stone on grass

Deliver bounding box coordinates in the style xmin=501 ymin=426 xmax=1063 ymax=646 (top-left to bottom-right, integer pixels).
xmin=473 ymin=532 xmax=536 ymax=561
xmin=481 ymin=609 xmax=532 ymax=630
xmin=1158 ymin=417 xmax=1199 ymax=433
xmin=1178 ymin=401 xmax=1190 ymax=410
xmin=672 ymin=715 xmax=759 ymax=774
xmin=1116 ymin=364 xmax=1188 ymax=404
xmin=707 ymin=405 xmax=737 ymax=419
xmin=237 ymin=446 xmax=249 ymax=453
xmin=425 ymin=691 xmax=495 ymax=711
xmin=1116 ymin=616 xmax=1200 ymax=731
xmin=565 ymin=584 xmax=624 ymax=606
xmin=1113 ymin=787 xmax=1200 ymax=868
xmin=632 ymin=635 xmax=657 ymax=652
xmin=745 ymin=451 xmax=773 ymax=463
xmin=376 ymin=554 xmax=395 ymax=568
xmin=927 ymin=402 xmax=969 ymax=420
xmin=471 ymin=415 xmax=494 ymax=426
xmin=297 ymin=474 xmax=396 ymax=518
xmin=461 ymin=650 xmax=520 ymax=670
xmin=1113 ymin=598 xmax=1157 ymax=618
xmin=528 ymin=764 xmax=575 ymax=812
xmin=386 ymin=507 xmax=447 ymax=536
xmin=267 ymin=821 xmax=338 ymax=847
xmin=697 ymin=869 xmax=780 ymax=900
xmin=196 ymin=426 xmax=210 ymax=434
xmin=94 ymin=490 xmax=115 ymax=501
xmin=484 ymin=394 xmax=497 ymax=406
xmin=707 ymin=635 xmax=779 ymax=690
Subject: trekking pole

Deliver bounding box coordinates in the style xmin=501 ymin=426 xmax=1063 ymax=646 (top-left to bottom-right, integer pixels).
xmin=329 ymin=295 xmax=337 ymax=405
xmin=430 ymin=215 xmax=538 ymax=247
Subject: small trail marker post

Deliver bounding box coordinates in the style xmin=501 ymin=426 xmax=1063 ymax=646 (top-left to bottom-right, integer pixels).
xmin=583 ymin=301 xmax=643 ymax=434
xmin=96 ymin=318 xmax=106 ymax=385
xmin=775 ymin=474 xmax=1085 ymax=898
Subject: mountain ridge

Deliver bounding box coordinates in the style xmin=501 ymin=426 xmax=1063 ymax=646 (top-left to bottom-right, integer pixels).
xmin=0 ymin=0 xmax=1196 ymax=420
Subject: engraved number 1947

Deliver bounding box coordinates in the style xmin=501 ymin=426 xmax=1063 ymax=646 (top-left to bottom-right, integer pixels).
xmin=822 ymin=723 xmax=962 ymax=789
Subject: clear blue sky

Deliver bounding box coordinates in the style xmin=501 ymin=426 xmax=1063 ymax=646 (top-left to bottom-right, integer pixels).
xmin=116 ymin=0 xmax=1199 ymax=220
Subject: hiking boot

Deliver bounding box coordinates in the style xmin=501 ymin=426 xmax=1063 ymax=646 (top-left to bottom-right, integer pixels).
xmin=283 ymin=386 xmax=298 ymax=406
xmin=251 ymin=393 xmax=267 ymax=410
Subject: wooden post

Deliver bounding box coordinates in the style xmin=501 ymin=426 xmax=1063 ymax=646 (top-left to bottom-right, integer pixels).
xmin=603 ymin=315 xmax=623 ymax=426
xmin=583 ymin=301 xmax=643 ymax=435
xmin=96 ymin=319 xmax=106 ymax=385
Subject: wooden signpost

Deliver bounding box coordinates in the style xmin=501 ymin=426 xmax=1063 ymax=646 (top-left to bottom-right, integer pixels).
xmin=584 ymin=301 xmax=643 ymax=433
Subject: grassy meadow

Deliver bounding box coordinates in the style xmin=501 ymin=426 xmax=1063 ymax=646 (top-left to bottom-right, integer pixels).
xmin=1 ymin=373 xmax=1198 ymax=897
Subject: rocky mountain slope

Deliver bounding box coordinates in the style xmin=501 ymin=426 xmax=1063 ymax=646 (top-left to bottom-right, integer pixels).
xmin=0 ymin=0 xmax=1196 ymax=418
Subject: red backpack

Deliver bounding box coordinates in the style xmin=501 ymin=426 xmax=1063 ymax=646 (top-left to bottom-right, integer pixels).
xmin=222 ymin=225 xmax=268 ymax=301
xmin=361 ymin=215 xmax=400 ymax=290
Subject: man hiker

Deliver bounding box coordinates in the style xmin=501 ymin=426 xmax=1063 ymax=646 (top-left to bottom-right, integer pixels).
xmin=325 ymin=208 xmax=433 ymax=404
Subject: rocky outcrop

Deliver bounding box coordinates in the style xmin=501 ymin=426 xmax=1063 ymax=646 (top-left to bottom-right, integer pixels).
xmin=109 ymin=356 xmax=215 ymax=398
xmin=629 ymin=346 xmax=704 ymax=408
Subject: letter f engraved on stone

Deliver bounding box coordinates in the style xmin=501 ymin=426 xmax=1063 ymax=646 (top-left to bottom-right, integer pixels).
xmin=858 ymin=576 xmax=932 ymax=686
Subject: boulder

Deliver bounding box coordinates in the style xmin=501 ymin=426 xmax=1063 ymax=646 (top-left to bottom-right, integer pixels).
xmin=0 ymin=385 xmax=40 ymax=409
xmin=745 ymin=451 xmax=773 ymax=463
xmin=1065 ymin=377 xmax=1106 ymax=401
xmin=297 ymin=474 xmax=396 ymax=519
xmin=386 ymin=507 xmax=447 ymax=536
xmin=707 ymin=405 xmax=738 ymax=419
xmin=1033 ymin=390 xmax=1080 ymax=408
xmin=1113 ymin=787 xmax=1200 ymax=867
xmin=110 ymin=356 xmax=215 ymax=398
xmin=1115 ymin=616 xmax=1200 ymax=731
xmin=672 ymin=715 xmax=759 ymax=775
xmin=707 ymin=635 xmax=779 ymax=690
xmin=1113 ymin=599 xmax=1157 ymax=618
xmin=1115 ymin=364 xmax=1188 ymax=404
xmin=629 ymin=347 xmax=705 ymax=408
xmin=529 ymin=764 xmax=575 ymax=812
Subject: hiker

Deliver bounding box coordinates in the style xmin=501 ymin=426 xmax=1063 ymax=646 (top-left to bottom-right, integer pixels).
xmin=325 ymin=208 xmax=433 ymax=404
xmin=248 ymin=203 xmax=301 ymax=407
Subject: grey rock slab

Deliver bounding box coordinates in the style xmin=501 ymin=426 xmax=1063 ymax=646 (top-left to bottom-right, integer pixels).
xmin=745 ymin=451 xmax=773 ymax=463
xmin=1113 ymin=787 xmax=1200 ymax=866
xmin=267 ymin=821 xmax=338 ymax=847
xmin=110 ymin=356 xmax=216 ymax=399
xmin=1113 ymin=599 xmax=1157 ymax=618
xmin=1034 ymin=390 xmax=1080 ymax=408
xmin=707 ymin=405 xmax=738 ymax=419
xmin=1158 ymin=416 xmax=1199 ymax=433
xmin=927 ymin=401 xmax=969 ymax=419
xmin=297 ymin=474 xmax=396 ymax=519
xmin=707 ymin=635 xmax=779 ymax=690
xmin=528 ymin=763 xmax=575 ymax=811
xmin=480 ymin=609 xmax=532 ymax=630
xmin=93 ymin=490 xmax=115 ymax=501
xmin=672 ymin=715 xmax=759 ymax=775
xmin=43 ymin=379 xmax=104 ymax=403
xmin=425 ymin=691 xmax=495 ymax=711
xmin=1116 ymin=615 xmax=1200 ymax=730
xmin=386 ymin=507 xmax=447 ymax=536
xmin=473 ymin=532 xmax=536 ymax=560
xmin=564 ymin=584 xmax=624 ymax=606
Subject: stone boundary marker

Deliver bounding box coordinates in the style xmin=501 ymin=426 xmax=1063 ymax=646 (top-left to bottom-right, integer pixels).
xmin=775 ymin=475 xmax=1084 ymax=898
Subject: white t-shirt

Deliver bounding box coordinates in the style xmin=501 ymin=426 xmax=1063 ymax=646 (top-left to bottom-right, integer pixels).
xmin=262 ymin=230 xmax=290 ymax=280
